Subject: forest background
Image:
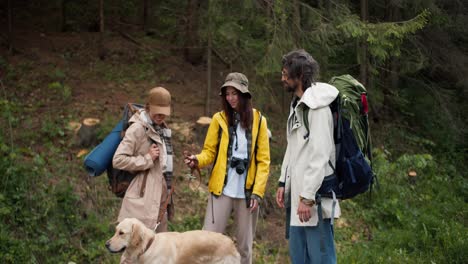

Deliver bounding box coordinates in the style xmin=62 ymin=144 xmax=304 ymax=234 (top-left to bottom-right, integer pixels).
xmin=0 ymin=0 xmax=466 ymax=263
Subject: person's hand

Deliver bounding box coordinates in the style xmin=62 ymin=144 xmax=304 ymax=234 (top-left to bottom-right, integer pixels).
xmin=297 ymin=200 xmax=312 ymax=223
xmin=149 ymin=144 xmax=159 ymax=161
xmin=276 ymin=187 xmax=285 ymax=208
xmin=183 ymin=150 xmax=198 ymax=168
xmin=249 ymin=198 xmax=259 ymax=212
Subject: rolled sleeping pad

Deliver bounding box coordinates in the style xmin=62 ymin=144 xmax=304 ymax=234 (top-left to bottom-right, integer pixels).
xmin=84 ymin=120 xmax=124 ymax=176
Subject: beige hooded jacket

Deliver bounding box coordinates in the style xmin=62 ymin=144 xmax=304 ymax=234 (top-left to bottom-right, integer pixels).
xmin=113 ymin=110 xmax=169 ymax=230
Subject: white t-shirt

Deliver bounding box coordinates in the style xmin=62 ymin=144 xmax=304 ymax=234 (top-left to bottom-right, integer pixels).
xmin=222 ymin=124 xmax=248 ymax=198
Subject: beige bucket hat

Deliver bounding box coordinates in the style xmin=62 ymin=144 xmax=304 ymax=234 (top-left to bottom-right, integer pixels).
xmin=220 ymin=72 xmax=251 ymax=97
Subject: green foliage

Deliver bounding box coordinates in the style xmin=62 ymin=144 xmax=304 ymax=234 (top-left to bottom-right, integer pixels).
xmin=337 ymin=10 xmax=430 ymax=61
xmin=90 ymin=50 xmax=162 ymax=84
xmin=40 ymin=114 xmax=66 ymax=141
xmin=169 ymin=215 xmax=203 ymax=232
xmin=393 ymin=76 xmax=466 ymax=157
xmin=253 ymin=240 xmax=289 ymax=264
xmin=0 ymin=230 xmax=35 ymax=263
xmin=114 ymin=0 xmax=139 ymax=22
xmin=61 ymin=0 xmax=100 ymax=32
xmin=0 ymin=129 xmax=115 ymax=263
xmin=0 ymin=99 xmax=19 ymax=128
xmin=47 ymin=81 xmax=72 ymax=102
xmin=202 ymin=0 xmax=273 ymax=71
xmin=46 ymin=67 xmax=72 ymax=103
xmin=150 ymin=0 xmax=187 ymax=42
xmin=337 ymin=150 xmax=467 ymax=263
xmin=49 ymin=68 xmax=66 ymax=80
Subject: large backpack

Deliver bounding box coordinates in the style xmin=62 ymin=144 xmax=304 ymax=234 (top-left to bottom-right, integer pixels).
xmin=84 ymin=103 xmax=145 ymax=198
xmin=303 ymin=75 xmax=375 ymax=200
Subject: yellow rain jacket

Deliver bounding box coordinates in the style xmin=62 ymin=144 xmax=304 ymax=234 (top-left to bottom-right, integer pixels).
xmin=196 ymin=109 xmax=270 ymax=198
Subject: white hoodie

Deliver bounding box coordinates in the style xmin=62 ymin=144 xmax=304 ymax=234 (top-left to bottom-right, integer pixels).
xmin=280 ymin=82 xmax=341 ymax=226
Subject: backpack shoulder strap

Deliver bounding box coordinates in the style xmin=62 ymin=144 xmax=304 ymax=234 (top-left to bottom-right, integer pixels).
xmin=249 ymin=110 xmax=263 ymax=192
xmin=210 ymin=112 xmax=224 ymax=173
xmin=255 ymin=110 xmax=263 ymax=142
xmin=254 ymin=111 xmax=263 ymax=153
xmin=302 ymin=106 xmax=310 ymax=137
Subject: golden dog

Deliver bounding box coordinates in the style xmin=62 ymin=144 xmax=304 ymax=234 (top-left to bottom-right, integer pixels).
xmin=106 ymin=218 xmax=240 ymax=264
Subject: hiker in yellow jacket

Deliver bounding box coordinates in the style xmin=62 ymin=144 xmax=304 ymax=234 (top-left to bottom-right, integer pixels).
xmin=184 ymin=72 xmax=270 ymax=264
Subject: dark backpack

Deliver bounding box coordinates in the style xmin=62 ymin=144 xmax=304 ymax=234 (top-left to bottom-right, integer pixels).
xmin=83 ymin=103 xmax=144 ymax=198
xmin=106 ymin=103 xmax=146 ymax=198
xmin=303 ymin=75 xmax=375 ymax=200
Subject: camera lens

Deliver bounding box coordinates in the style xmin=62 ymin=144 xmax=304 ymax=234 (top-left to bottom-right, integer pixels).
xmin=231 ymin=157 xmax=247 ymax=175
xmin=236 ymin=165 xmax=245 ymax=174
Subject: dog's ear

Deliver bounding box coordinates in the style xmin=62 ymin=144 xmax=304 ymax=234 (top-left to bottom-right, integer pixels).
xmin=130 ymin=223 xmax=143 ymax=248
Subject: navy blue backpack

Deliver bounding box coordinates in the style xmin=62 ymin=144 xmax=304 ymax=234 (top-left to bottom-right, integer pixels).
xmin=303 ymin=75 xmax=376 ymax=200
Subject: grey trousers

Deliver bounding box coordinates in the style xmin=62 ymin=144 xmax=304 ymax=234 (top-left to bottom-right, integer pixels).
xmin=203 ymin=194 xmax=259 ymax=264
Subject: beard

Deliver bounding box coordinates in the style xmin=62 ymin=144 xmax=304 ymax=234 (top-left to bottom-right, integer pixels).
xmin=283 ymin=81 xmax=298 ymax=93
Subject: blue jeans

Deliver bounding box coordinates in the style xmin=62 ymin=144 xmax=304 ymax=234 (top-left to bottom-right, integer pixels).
xmin=288 ymin=220 xmax=336 ymax=264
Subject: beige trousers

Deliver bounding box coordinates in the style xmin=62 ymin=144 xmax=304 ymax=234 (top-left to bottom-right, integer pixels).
xmin=203 ymin=194 xmax=259 ymax=264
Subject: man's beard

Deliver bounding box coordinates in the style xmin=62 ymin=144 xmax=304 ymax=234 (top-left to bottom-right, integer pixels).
xmin=283 ymin=81 xmax=297 ymax=93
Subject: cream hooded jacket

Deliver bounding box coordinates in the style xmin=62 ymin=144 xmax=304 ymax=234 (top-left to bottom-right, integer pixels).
xmin=113 ymin=110 xmax=169 ymax=230
xmin=280 ymin=82 xmax=341 ymax=226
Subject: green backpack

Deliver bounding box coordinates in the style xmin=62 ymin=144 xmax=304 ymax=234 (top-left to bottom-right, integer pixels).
xmin=303 ymin=75 xmax=371 ymax=155
xmin=303 ymin=74 xmax=375 ymax=200
xmin=329 ymin=74 xmax=370 ymax=153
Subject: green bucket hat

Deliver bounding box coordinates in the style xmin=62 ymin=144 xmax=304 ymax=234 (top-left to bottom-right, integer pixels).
xmin=220 ymin=72 xmax=251 ymax=97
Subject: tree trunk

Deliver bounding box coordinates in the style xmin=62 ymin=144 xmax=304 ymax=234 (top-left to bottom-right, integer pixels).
xmin=382 ymin=0 xmax=401 ymax=110
xmin=7 ymin=0 xmax=12 ymax=53
xmin=359 ymin=0 xmax=369 ymax=87
xmin=293 ymin=0 xmax=301 ymax=47
xmin=390 ymin=57 xmax=399 ymax=90
xmin=60 ymin=0 xmax=67 ymax=32
xmin=184 ymin=0 xmax=203 ymax=64
xmin=389 ymin=3 xmax=400 ymax=91
xmin=142 ymin=0 xmax=149 ymax=33
xmin=99 ymin=0 xmax=104 ymax=32
xmin=206 ymin=4 xmax=212 ymax=116
xmin=261 ymin=0 xmax=272 ymax=17
xmin=98 ymin=0 xmax=106 ymax=60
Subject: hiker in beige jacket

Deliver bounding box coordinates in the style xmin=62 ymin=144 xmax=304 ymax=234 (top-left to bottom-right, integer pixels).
xmin=112 ymin=87 xmax=173 ymax=238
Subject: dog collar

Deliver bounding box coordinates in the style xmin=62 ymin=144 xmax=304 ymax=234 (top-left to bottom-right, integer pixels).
xmin=138 ymin=237 xmax=154 ymax=258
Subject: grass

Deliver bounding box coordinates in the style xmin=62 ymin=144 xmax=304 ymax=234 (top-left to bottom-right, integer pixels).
xmin=336 ymin=149 xmax=467 ymax=263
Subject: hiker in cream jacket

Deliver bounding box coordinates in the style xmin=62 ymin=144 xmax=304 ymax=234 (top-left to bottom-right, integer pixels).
xmin=113 ymin=87 xmax=173 ymax=237
xmin=113 ymin=109 xmax=169 ymax=230
xmin=279 ymin=81 xmax=341 ymax=226
xmin=276 ymin=49 xmax=340 ymax=264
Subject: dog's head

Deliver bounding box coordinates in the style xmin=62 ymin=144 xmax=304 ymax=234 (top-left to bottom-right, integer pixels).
xmin=105 ymin=218 xmax=145 ymax=254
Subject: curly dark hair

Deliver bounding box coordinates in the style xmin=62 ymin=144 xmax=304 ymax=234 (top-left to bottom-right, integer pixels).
xmin=281 ymin=49 xmax=320 ymax=92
